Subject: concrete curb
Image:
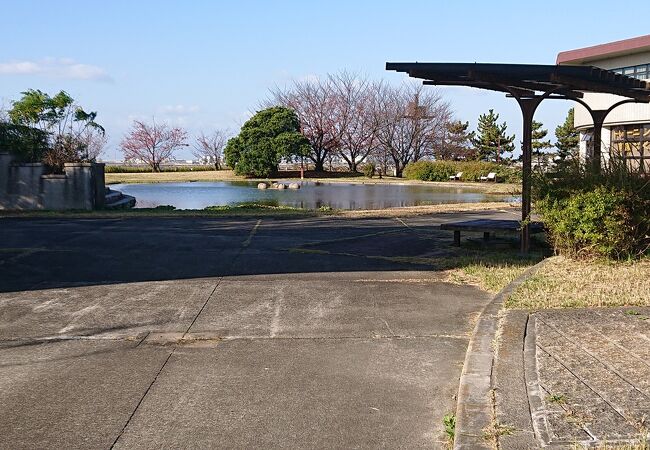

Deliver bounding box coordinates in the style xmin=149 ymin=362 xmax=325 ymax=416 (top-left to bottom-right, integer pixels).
xmin=453 ymin=258 xmax=549 ymax=450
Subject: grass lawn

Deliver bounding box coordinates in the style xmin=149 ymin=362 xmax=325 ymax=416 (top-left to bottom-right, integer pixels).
xmin=506 ymin=255 xmax=650 ymax=309
xmin=105 ymin=169 xmax=520 ymax=194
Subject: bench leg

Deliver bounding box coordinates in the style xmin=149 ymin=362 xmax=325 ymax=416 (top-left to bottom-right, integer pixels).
xmin=453 ymin=230 xmax=461 ymax=246
xmin=483 ymin=231 xmax=490 ymax=241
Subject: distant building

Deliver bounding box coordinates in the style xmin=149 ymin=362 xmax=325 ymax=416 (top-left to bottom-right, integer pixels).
xmin=557 ymin=35 xmax=650 ymax=171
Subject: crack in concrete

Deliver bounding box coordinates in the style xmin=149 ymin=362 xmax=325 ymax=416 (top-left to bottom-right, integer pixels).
xmin=109 ymin=218 xmax=263 ymax=448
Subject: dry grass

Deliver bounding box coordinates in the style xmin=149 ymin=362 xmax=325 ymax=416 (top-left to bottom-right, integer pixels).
xmin=506 ymin=256 xmax=650 ymax=310
xmin=105 ymin=170 xmax=241 ymax=184
xmin=447 ymin=259 xmax=537 ymax=294
xmin=571 ymin=438 xmax=649 ymax=450
xmin=340 ymin=202 xmax=519 ymax=218
xmin=1 ymin=202 xmax=517 ymax=220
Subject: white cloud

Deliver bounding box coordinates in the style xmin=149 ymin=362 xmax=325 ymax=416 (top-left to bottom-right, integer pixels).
xmin=0 ymin=58 xmax=112 ymax=82
xmin=158 ymin=104 xmax=200 ymax=115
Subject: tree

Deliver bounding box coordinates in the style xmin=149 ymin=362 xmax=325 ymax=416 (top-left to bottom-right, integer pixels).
xmin=224 ymin=106 xmax=310 ymax=177
xmin=555 ymin=108 xmax=579 ymax=161
xmin=331 ymin=73 xmax=379 ymax=172
xmin=8 ymin=89 xmax=105 ymax=171
xmin=437 ymin=120 xmax=475 ymax=160
xmin=471 ymin=109 xmax=514 ymax=162
xmin=530 ymin=120 xmax=553 ymax=166
xmin=0 ymin=122 xmax=49 ymax=163
xmin=120 ymin=119 xmax=188 ymax=172
xmin=194 ymin=130 xmax=229 ymax=169
xmin=374 ymin=83 xmax=451 ymax=176
xmin=270 ymin=77 xmax=339 ymax=172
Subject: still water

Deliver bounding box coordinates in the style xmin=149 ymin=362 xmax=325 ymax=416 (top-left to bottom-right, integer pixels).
xmin=111 ymin=181 xmax=518 ymax=210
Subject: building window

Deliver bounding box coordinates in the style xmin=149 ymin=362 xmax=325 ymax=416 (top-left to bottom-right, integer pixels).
xmin=612 ymin=64 xmax=650 ymax=80
xmin=610 ymin=124 xmax=650 ymax=172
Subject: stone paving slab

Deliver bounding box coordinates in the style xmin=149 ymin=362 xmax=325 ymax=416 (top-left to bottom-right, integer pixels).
xmin=192 ymin=276 xmax=487 ymax=339
xmin=530 ymin=307 xmax=650 ymax=447
xmin=113 ymin=337 xmax=465 ymax=449
xmin=0 ymin=279 xmax=217 ymax=340
xmin=0 ymin=339 xmax=170 ymax=450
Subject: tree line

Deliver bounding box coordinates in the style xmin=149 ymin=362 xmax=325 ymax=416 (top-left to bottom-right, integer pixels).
xmin=267 ymin=72 xmax=454 ymax=177
xmin=227 ymin=72 xmax=580 ymax=177
xmin=1 ymin=83 xmax=580 ymax=176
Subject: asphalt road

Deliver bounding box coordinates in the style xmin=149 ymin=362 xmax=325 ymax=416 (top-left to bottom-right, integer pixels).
xmin=0 ymin=211 xmax=511 ymax=449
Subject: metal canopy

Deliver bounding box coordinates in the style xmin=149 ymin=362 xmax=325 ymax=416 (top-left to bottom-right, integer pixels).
xmin=385 ymin=62 xmax=650 ymax=253
xmin=385 ymin=63 xmax=650 ymax=101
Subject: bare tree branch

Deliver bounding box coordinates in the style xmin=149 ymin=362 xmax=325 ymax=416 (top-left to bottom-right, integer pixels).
xmin=193 ymin=129 xmax=229 ymax=169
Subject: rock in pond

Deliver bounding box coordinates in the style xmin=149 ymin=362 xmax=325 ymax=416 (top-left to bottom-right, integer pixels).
xmin=257 ymin=182 xmax=269 ymax=190
xmin=288 ymin=182 xmax=301 ymax=190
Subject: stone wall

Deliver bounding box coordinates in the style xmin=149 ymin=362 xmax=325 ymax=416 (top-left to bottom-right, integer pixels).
xmin=0 ymin=152 xmax=105 ymax=210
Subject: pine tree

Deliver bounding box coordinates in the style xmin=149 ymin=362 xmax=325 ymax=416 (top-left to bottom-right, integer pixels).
xmin=554 ymin=108 xmax=579 ymax=161
xmin=531 ymin=120 xmax=553 ymax=165
xmin=470 ymin=109 xmax=515 ymax=162
xmin=437 ymin=120 xmax=475 ymax=160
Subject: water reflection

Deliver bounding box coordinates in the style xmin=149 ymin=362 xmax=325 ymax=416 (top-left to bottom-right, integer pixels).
xmin=110 ymin=181 xmax=519 ymax=210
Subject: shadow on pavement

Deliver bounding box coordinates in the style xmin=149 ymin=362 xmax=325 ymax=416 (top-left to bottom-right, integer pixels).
xmin=0 ymin=212 xmax=547 ymax=293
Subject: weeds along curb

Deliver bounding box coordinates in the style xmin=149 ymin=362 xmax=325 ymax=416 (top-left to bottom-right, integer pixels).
xmin=453 ymin=258 xmax=549 ymax=450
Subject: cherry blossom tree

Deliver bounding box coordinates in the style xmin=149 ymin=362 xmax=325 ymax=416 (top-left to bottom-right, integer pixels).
xmin=120 ymin=119 xmax=187 ymax=171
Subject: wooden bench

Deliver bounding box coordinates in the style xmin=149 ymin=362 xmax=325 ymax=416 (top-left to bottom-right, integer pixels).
xmin=440 ymin=219 xmax=544 ymax=246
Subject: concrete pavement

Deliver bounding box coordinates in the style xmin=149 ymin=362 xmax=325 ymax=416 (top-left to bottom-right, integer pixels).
xmin=0 ymin=211 xmax=514 ymax=448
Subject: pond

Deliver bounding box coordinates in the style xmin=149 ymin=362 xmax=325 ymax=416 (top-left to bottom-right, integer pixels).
xmin=110 ymin=181 xmax=519 ymax=210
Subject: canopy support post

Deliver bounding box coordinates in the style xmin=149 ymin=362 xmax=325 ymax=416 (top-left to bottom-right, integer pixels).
xmin=518 ymin=99 xmax=539 ymax=254
xmin=589 ymin=110 xmax=607 ymax=173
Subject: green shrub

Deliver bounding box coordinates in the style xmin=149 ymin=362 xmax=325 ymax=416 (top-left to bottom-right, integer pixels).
xmin=403 ymin=160 xmax=456 ymax=181
xmin=0 ymin=122 xmax=48 ymax=163
xmin=534 ymin=160 xmax=649 ymax=259
xmin=362 ymin=162 xmax=375 ymax=178
xmin=403 ymin=160 xmax=521 ymax=183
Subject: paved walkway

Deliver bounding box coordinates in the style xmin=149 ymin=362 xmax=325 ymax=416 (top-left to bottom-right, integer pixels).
xmin=532 ymin=308 xmax=650 ymax=447
xmin=0 ymin=211 xmax=513 ymax=449
xmin=494 ymin=308 xmax=650 ymax=449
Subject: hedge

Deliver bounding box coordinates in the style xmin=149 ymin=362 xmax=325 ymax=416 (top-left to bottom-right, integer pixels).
xmin=403 ymin=160 xmax=522 ymax=183
xmin=533 ymin=160 xmax=650 ymax=259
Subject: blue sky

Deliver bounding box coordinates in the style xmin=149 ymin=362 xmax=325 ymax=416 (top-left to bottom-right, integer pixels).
xmin=1 ymin=0 xmax=647 ymax=160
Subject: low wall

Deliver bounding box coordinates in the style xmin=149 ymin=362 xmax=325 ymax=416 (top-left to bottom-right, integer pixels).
xmin=0 ymin=152 xmax=105 ymax=210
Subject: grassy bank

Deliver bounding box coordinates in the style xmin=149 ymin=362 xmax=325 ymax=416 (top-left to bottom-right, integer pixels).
xmin=447 ymin=252 xmax=650 ymax=310
xmin=0 ymin=203 xmax=323 ymax=219
xmin=0 ymin=201 xmax=518 ymax=220
xmin=506 ymin=256 xmax=650 ymax=309
xmin=105 ymin=169 xmax=520 ymax=194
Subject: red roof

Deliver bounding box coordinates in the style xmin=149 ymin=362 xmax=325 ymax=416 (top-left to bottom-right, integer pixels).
xmin=557 ymin=34 xmax=650 ymax=65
